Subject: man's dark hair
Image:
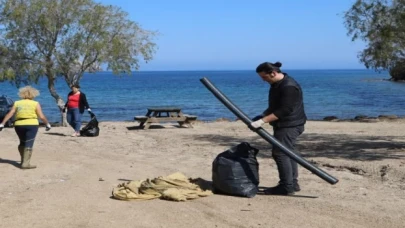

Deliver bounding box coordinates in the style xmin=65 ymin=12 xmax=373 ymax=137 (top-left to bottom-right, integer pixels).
xmin=256 ymin=61 xmax=282 ymax=73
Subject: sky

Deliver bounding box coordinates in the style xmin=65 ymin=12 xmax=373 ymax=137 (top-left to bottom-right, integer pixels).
xmin=97 ymin=0 xmax=365 ymax=70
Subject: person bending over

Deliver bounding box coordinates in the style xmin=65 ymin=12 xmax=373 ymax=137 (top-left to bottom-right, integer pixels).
xmin=250 ymin=61 xmax=307 ymax=195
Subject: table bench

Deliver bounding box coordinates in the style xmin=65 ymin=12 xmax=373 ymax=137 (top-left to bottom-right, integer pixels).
xmin=134 ymin=106 xmax=197 ymax=129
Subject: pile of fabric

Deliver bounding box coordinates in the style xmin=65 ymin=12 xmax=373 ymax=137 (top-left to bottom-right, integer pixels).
xmin=112 ymin=172 xmax=213 ymax=202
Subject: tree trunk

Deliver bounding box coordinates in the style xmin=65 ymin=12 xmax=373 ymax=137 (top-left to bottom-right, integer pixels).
xmin=47 ymin=76 xmax=68 ymax=126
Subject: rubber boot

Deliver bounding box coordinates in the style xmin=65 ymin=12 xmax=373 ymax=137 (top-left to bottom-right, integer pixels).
xmin=18 ymin=145 xmax=24 ymax=164
xmin=21 ymin=148 xmax=37 ymax=169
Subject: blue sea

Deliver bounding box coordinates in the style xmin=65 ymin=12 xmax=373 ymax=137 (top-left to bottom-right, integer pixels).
xmin=1 ymin=69 xmax=404 ymax=123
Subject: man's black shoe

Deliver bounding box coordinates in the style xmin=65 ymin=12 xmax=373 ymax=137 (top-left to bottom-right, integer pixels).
xmin=294 ymin=183 xmax=301 ymax=192
xmin=263 ymin=185 xmax=295 ymax=196
xmin=276 ymin=181 xmax=301 ymax=192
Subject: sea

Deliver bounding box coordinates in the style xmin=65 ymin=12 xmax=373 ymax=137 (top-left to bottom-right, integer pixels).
xmin=1 ymin=69 xmax=405 ymax=123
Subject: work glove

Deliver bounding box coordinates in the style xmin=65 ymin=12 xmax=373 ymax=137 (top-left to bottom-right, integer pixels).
xmin=0 ymin=123 xmax=4 ymax=131
xmin=250 ymin=119 xmax=265 ymax=129
xmin=252 ymin=114 xmax=264 ymax=121
xmin=45 ymin=123 xmax=51 ymax=131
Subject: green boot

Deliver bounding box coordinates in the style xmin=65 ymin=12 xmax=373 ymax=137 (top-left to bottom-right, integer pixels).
xmin=18 ymin=145 xmax=24 ymax=164
xmin=21 ymin=148 xmax=37 ymax=169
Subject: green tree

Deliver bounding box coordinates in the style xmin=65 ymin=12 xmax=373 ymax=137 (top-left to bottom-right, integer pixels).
xmin=0 ymin=0 xmax=158 ymax=125
xmin=344 ymin=0 xmax=405 ymax=80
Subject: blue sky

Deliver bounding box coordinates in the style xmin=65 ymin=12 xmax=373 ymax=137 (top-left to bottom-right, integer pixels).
xmin=97 ymin=0 xmax=364 ymax=70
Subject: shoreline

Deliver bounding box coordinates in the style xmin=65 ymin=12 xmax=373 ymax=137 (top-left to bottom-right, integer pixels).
xmin=34 ymin=114 xmax=405 ymax=127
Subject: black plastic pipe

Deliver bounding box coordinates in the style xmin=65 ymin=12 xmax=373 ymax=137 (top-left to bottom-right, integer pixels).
xmin=200 ymin=77 xmax=339 ymax=185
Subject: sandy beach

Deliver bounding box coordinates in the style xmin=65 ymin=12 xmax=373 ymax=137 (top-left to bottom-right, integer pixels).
xmin=1 ymin=119 xmax=404 ymax=228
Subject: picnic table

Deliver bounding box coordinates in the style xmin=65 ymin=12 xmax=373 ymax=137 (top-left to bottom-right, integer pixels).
xmin=134 ymin=106 xmax=197 ymax=129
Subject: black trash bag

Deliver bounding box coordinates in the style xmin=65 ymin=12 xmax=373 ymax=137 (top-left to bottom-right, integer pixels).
xmin=80 ymin=112 xmax=100 ymax=137
xmin=212 ymin=142 xmax=259 ymax=198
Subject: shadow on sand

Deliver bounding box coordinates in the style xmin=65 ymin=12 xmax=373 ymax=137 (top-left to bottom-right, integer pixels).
xmin=0 ymin=158 xmax=20 ymax=168
xmin=44 ymin=132 xmax=66 ymax=137
xmin=126 ymin=124 xmax=190 ymax=130
xmin=188 ymin=133 xmax=405 ymax=161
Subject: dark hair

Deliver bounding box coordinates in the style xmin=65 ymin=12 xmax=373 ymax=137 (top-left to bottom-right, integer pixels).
xmin=255 ymin=61 xmax=282 ymax=73
xmin=71 ymin=84 xmax=80 ymax=89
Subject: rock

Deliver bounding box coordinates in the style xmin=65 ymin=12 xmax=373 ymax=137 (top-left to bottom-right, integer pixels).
xmin=358 ymin=118 xmax=379 ymax=123
xmin=323 ymin=116 xmax=338 ymax=121
xmin=354 ymin=115 xmax=368 ymax=120
xmin=389 ymin=60 xmax=405 ymax=81
xmin=378 ymin=115 xmax=398 ymax=120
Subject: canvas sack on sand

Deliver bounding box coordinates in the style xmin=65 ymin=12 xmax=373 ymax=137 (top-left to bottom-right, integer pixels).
xmin=111 ymin=172 xmax=213 ymax=201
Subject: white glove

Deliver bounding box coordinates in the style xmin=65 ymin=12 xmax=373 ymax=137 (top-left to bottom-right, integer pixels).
xmin=45 ymin=123 xmax=51 ymax=131
xmin=87 ymin=108 xmax=92 ymax=112
xmin=0 ymin=123 xmax=4 ymax=131
xmin=250 ymin=119 xmax=265 ymax=129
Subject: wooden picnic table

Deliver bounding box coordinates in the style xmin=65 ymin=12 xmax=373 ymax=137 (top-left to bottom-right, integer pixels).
xmin=134 ymin=106 xmax=197 ymax=129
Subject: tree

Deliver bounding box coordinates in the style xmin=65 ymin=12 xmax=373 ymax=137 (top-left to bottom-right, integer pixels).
xmin=0 ymin=0 xmax=158 ymax=125
xmin=344 ymin=0 xmax=405 ymax=80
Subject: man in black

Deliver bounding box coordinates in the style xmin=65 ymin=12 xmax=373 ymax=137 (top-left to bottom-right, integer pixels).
xmin=250 ymin=61 xmax=307 ymax=195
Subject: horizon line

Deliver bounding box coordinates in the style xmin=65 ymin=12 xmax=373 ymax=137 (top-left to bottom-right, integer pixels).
xmin=94 ymin=68 xmax=386 ymax=73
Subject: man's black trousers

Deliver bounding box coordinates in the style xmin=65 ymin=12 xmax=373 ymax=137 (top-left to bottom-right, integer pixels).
xmin=272 ymin=125 xmax=305 ymax=190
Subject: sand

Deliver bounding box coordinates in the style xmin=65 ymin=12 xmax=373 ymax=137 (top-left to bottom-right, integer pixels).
xmin=1 ymin=119 xmax=404 ymax=228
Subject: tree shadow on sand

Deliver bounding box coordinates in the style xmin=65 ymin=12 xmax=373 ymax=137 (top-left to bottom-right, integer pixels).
xmin=126 ymin=125 xmax=165 ymax=130
xmin=44 ymin=132 xmax=66 ymax=137
xmin=126 ymin=125 xmax=190 ymax=130
xmin=188 ymin=133 xmax=405 ymax=161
